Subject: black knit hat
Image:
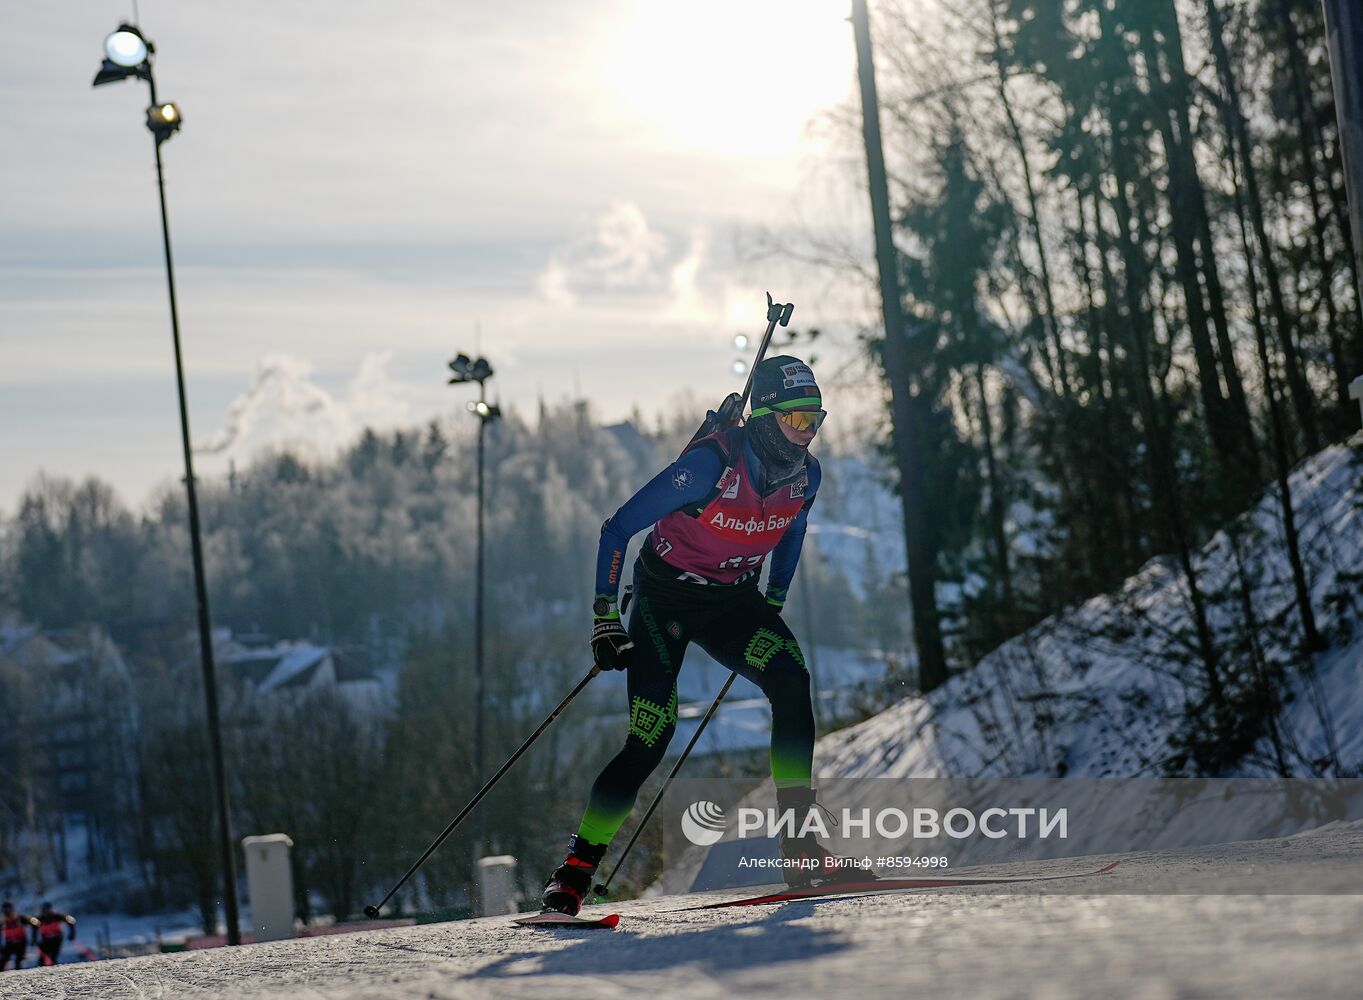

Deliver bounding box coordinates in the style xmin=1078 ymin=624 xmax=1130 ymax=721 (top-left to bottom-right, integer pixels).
xmin=749 ymin=355 xmax=822 ymax=416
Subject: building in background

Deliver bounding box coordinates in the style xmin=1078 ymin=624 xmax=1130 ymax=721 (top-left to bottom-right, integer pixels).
xmin=0 ymin=620 xmax=138 ymax=896
xmin=217 ymin=634 xmax=387 ymax=716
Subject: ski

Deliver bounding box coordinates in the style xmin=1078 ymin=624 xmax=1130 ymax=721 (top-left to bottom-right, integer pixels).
xmin=684 ymin=859 xmax=1121 ymax=909
xmin=512 ymin=910 xmax=620 ymax=929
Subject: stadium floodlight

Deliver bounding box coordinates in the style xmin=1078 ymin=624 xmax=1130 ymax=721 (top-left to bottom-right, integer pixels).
xmin=92 ymin=21 xmax=240 ymax=947
xmin=105 ymin=23 xmax=149 ymax=66
xmin=146 ymin=102 xmax=183 ymax=143
xmin=446 ymin=350 xmax=502 ymax=901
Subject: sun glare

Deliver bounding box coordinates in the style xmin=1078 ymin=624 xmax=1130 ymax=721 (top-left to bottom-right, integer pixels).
xmin=605 ymin=0 xmax=856 ymax=159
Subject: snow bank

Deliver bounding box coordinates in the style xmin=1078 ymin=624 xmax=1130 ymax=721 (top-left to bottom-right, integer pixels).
xmin=816 ymin=434 xmax=1363 ymax=781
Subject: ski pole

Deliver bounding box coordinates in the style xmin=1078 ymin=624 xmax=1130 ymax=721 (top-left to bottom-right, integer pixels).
xmin=743 ymin=291 xmax=795 ymax=404
xmin=732 ymin=291 xmax=794 ymax=416
xmin=593 ymin=672 xmax=737 ymax=899
xmin=692 ymin=293 xmax=794 ymax=444
xmin=364 ymin=664 xmax=602 ymax=918
xmin=71 ymin=939 xmax=99 ymax=962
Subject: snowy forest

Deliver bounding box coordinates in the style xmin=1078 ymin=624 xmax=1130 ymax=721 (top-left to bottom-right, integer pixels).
xmin=787 ymin=0 xmax=1363 ymax=762
xmin=3 ymin=0 xmax=1363 ymax=937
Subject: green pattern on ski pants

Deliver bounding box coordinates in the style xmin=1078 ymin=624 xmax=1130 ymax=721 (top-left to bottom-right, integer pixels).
xmin=745 ymin=628 xmax=806 ymax=671
xmin=629 ymin=686 xmax=679 ymax=748
xmin=576 ymin=572 xmax=814 ymax=847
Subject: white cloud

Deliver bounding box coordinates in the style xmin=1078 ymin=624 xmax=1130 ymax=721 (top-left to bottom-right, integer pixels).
xmin=664 ymin=232 xmax=706 ymax=320
xmin=196 ymin=352 xmax=415 ymax=466
xmin=537 ymin=260 xmax=576 ymax=308
xmin=589 ymin=202 xmax=667 ymax=286
xmin=196 ymin=355 xmax=337 ymax=456
xmin=534 ymin=206 xmax=794 ymax=343
xmin=537 ymin=202 xmax=669 ymax=303
xmin=347 ymin=352 xmax=414 ymax=432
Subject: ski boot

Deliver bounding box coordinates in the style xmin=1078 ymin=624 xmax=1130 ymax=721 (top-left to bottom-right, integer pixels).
xmin=776 ymin=786 xmax=872 ymax=889
xmin=540 ymin=835 xmax=608 ymax=916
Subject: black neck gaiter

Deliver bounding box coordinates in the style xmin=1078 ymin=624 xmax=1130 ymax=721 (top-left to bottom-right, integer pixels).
xmin=747 ymin=414 xmax=807 ymax=485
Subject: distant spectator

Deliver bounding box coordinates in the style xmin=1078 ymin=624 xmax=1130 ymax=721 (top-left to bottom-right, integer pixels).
xmin=1 ymin=902 xmax=37 ymax=971
xmin=33 ymin=903 xmax=75 ymax=968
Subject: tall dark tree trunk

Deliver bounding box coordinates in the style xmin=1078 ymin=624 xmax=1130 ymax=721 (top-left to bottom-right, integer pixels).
xmin=1216 ymin=55 xmax=1326 ymax=655
xmin=974 ymin=363 xmax=1015 ymax=628
xmin=1228 ymin=530 xmax=1289 ymax=776
xmin=1070 ymin=186 xmax=1125 ymax=583
xmin=1103 ymin=132 xmax=1226 ymax=714
xmin=1117 ymin=3 xmax=1248 ymax=498
xmin=851 ymin=0 xmax=948 ymax=691
xmin=1155 ymin=9 xmax=1248 ymax=452
xmin=1279 ymin=0 xmax=1362 ymax=419
xmin=1153 ymin=2 xmax=1255 ymax=441
xmin=989 ymin=0 xmax=1070 ymax=400
xmin=1281 ymin=0 xmax=1363 ymax=384
xmin=1204 ymin=0 xmax=1315 ymax=465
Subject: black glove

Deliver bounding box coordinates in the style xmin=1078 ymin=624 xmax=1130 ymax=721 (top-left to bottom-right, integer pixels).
xmin=590 ymin=616 xmax=634 ymax=671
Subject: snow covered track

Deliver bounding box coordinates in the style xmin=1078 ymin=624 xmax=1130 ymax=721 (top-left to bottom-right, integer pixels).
xmin=4 ymin=834 xmax=1360 ymax=1000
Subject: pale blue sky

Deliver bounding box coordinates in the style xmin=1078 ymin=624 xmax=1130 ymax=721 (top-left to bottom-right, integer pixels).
xmin=1 ymin=1 xmax=880 ymax=512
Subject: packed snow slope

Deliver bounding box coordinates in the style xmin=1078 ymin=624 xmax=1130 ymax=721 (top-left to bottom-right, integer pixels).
xmin=3 ymin=828 xmax=1361 ymax=1000
xmin=819 ymin=433 xmax=1363 ymax=781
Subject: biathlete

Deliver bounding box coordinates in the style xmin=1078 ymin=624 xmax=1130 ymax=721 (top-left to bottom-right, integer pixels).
xmin=1 ymin=902 xmax=37 ymax=971
xmin=33 ymin=903 xmax=75 ymax=967
xmin=541 ymin=355 xmax=859 ymax=915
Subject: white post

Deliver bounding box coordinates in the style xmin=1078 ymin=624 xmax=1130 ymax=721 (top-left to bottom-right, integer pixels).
xmin=242 ymin=834 xmax=295 ymax=942
xmin=1349 ymin=375 xmax=1363 ymax=427
xmin=475 ymin=855 xmax=519 ymax=916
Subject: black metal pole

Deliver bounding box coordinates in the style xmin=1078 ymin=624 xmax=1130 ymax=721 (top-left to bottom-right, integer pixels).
xmin=1322 ymin=0 xmax=1363 ymax=303
xmin=473 ymin=379 xmax=488 ymax=880
xmin=149 ymin=75 xmax=240 ymax=945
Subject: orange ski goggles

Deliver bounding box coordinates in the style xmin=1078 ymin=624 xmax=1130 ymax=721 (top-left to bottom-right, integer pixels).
xmin=774 ymin=408 xmax=827 ymax=432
